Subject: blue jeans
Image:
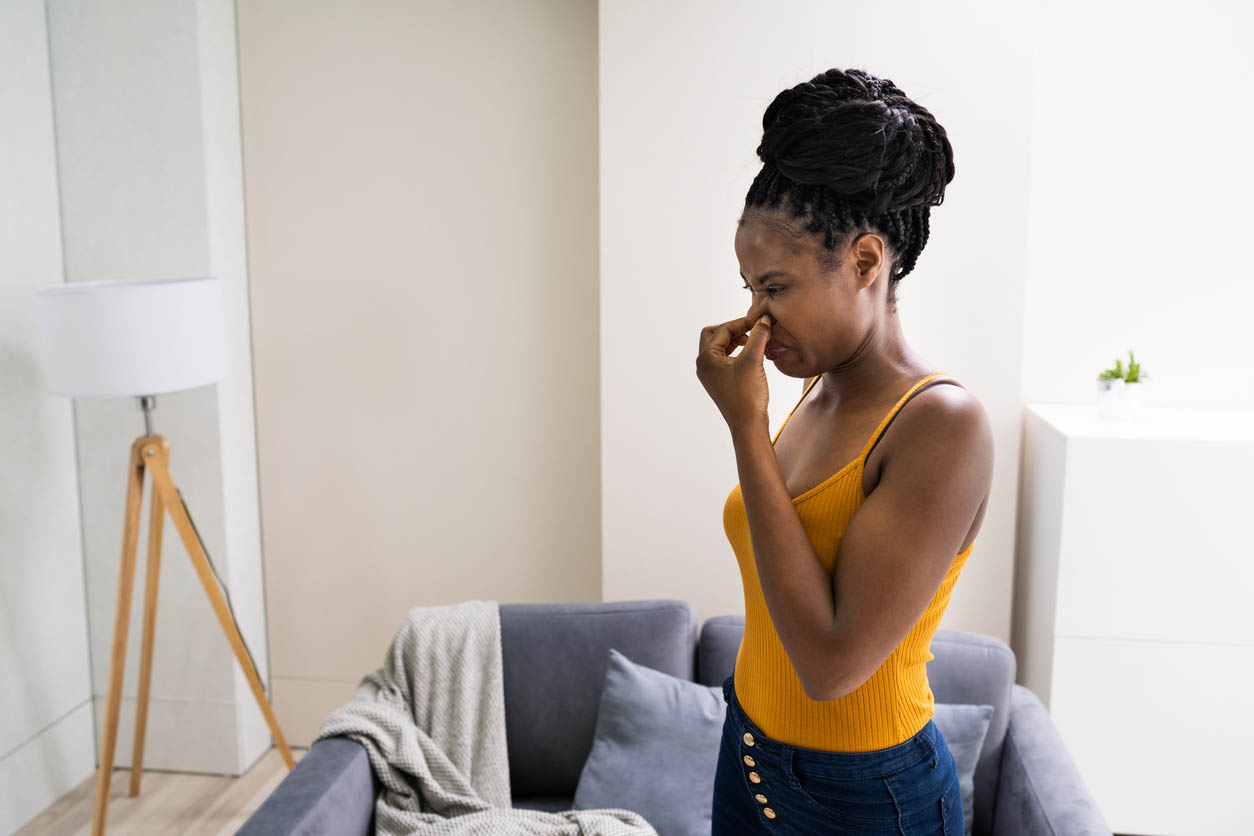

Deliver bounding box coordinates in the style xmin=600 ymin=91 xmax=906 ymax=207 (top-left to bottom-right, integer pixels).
xmin=712 ymin=674 xmax=963 ymax=835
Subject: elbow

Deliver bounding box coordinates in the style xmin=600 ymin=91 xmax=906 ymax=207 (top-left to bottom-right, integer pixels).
xmin=801 ymin=679 xmax=825 ymax=701
xmin=806 ymin=666 xmax=867 ymax=702
xmin=804 ymin=670 xmax=849 ymax=703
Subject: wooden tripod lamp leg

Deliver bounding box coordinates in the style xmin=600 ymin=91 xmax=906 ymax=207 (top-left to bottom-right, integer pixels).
xmin=91 ymin=439 xmax=148 ymax=836
xmin=129 ymin=443 xmax=167 ymax=797
xmin=140 ymin=440 xmax=296 ymax=770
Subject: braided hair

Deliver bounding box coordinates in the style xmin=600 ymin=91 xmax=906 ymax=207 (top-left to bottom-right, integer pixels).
xmin=743 ymin=68 xmax=955 ymax=312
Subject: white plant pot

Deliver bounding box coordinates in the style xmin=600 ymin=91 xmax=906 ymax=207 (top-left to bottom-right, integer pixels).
xmin=1096 ymin=377 xmax=1144 ymax=420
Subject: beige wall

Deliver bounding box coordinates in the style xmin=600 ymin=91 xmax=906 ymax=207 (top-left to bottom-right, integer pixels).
xmin=237 ymin=0 xmax=1254 ymax=748
xmin=238 ymin=0 xmax=1033 ymax=745
xmin=237 ymin=0 xmax=601 ymax=743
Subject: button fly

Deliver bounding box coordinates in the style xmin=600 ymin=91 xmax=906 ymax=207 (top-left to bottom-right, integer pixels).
xmin=742 ymin=755 xmax=755 ymax=766
xmin=743 ymin=732 xmax=755 ymax=746
xmin=748 ymin=771 xmax=761 ymax=783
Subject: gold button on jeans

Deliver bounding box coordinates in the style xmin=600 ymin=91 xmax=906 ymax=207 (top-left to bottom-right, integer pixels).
xmin=742 ymin=755 xmax=755 ymax=766
xmin=754 ymin=793 xmax=767 ymax=804
xmin=763 ymin=807 xmax=776 ymax=819
xmin=748 ymin=771 xmax=761 ymax=783
xmin=743 ymin=732 xmax=755 ymax=746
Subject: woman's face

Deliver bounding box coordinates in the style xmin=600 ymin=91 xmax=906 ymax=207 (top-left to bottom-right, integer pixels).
xmin=733 ymin=209 xmax=889 ymax=377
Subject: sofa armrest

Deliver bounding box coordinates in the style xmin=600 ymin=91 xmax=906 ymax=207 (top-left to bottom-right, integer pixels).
xmin=992 ymin=684 xmax=1112 ymax=836
xmin=235 ymin=736 xmax=378 ymax=836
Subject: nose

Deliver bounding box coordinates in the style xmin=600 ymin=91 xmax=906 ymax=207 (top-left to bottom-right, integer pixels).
xmin=747 ymin=304 xmax=772 ymax=331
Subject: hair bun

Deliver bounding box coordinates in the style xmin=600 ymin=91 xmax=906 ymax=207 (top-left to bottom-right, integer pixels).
xmin=742 ymin=67 xmax=956 ymax=301
xmin=756 ymin=69 xmax=954 ymax=219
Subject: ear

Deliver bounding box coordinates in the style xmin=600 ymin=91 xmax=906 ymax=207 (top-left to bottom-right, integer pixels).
xmin=852 ymin=233 xmax=887 ymax=288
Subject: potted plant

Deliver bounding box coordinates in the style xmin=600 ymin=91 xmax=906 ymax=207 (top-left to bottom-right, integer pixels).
xmin=1096 ymin=349 xmax=1148 ymax=420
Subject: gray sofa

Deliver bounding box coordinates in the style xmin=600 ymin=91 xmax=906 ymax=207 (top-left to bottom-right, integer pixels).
xmin=236 ymin=600 xmax=1111 ymax=836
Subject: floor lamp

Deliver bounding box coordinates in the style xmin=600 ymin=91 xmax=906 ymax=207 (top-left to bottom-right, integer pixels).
xmin=36 ymin=276 xmax=294 ymax=836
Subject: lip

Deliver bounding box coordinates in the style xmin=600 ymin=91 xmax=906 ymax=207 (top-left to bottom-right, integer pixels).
xmin=765 ymin=346 xmax=790 ymax=360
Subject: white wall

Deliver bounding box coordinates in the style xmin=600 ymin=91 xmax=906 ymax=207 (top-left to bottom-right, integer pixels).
xmin=1019 ymin=0 xmax=1254 ymax=407
xmin=0 ymin=4 xmax=97 ymax=830
xmin=40 ymin=0 xmax=271 ymax=776
xmin=1012 ymin=0 xmax=1254 ymax=689
xmin=600 ymin=0 xmax=1037 ymax=642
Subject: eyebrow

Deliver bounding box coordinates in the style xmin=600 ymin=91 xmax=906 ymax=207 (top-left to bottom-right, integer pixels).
xmin=739 ymin=270 xmax=793 ymax=286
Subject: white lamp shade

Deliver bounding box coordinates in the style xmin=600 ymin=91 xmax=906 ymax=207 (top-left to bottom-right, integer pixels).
xmin=37 ymin=276 xmax=228 ymax=398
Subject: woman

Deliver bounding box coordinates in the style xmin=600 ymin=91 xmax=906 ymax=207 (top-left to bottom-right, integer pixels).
xmin=696 ymin=68 xmax=994 ymax=835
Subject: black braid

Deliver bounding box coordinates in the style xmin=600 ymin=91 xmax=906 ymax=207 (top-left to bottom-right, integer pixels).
xmin=743 ymin=68 xmax=955 ymax=312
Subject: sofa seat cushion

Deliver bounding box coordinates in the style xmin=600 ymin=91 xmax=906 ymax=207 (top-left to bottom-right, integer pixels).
xmin=512 ymin=795 xmax=576 ymax=812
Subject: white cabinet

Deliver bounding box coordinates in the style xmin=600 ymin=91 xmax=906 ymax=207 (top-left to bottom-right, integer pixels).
xmin=1013 ymin=404 xmax=1254 ymax=836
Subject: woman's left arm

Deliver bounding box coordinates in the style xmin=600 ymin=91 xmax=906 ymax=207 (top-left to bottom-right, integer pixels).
xmin=734 ymin=387 xmax=993 ymax=702
xmin=826 ymin=389 xmax=993 ymax=700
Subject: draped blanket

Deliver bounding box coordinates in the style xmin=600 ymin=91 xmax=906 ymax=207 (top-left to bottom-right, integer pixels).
xmin=313 ymin=599 xmax=658 ymax=836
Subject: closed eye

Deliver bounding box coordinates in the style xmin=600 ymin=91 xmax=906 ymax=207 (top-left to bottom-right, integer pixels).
xmin=743 ymin=284 xmax=782 ymax=296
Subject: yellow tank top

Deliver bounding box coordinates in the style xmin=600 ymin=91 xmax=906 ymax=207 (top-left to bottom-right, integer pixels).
xmin=723 ymin=372 xmax=976 ymax=752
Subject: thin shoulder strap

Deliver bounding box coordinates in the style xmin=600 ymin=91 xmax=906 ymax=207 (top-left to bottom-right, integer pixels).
xmin=858 ymin=373 xmax=960 ymax=464
xmin=770 ymin=375 xmax=823 ymax=445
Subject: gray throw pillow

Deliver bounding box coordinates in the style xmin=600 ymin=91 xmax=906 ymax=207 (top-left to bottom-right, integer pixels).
xmin=932 ymin=702 xmax=995 ymax=836
xmin=572 ymin=648 xmax=724 ymax=836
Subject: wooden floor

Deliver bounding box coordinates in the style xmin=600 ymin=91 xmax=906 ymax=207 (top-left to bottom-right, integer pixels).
xmin=16 ymin=747 xmax=307 ymax=836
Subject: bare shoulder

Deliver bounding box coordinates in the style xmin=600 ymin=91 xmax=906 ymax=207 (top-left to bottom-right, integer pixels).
xmin=896 ymin=380 xmax=994 ymax=481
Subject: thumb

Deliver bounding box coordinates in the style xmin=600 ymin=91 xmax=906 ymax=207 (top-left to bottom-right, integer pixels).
xmin=745 ymin=314 xmax=773 ymax=358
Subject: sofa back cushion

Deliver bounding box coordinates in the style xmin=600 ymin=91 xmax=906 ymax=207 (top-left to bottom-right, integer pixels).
xmin=499 ymin=600 xmax=697 ymax=797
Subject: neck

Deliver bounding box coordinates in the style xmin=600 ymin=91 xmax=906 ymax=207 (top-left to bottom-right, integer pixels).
xmin=814 ymin=311 xmax=927 ymax=409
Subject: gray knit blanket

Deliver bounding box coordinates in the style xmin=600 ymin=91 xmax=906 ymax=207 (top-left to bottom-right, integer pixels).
xmin=313 ymin=599 xmax=658 ymax=836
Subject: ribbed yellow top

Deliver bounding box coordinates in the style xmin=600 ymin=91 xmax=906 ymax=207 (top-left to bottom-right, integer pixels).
xmin=723 ymin=372 xmax=976 ymax=752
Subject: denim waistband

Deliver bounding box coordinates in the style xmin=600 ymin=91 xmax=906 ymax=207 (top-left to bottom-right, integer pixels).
xmin=721 ymin=673 xmax=938 ymax=778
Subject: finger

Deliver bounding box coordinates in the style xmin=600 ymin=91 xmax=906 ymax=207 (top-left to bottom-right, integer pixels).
xmin=700 ymin=316 xmax=751 ymax=354
xmin=742 ymin=313 xmax=773 ymax=360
